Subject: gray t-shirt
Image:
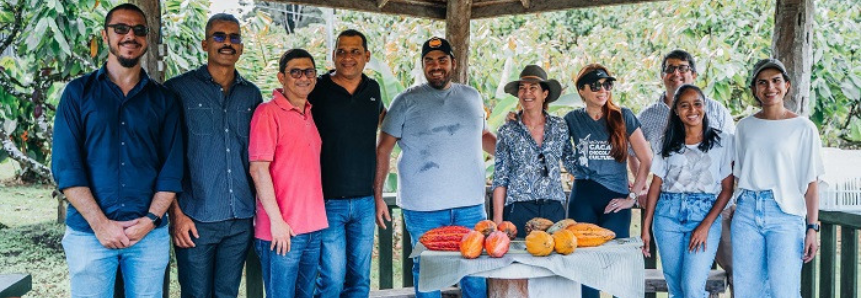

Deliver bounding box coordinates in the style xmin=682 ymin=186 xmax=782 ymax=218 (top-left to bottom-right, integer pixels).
xmin=564 ymin=107 xmax=640 ymax=194
xmin=381 ymin=83 xmax=488 ymax=211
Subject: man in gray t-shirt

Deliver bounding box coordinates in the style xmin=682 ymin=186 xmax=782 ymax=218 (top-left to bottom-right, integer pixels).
xmin=374 ymin=37 xmax=495 ymax=298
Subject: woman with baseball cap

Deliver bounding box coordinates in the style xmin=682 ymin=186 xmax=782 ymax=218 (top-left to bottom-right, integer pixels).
xmin=491 ymin=65 xmax=574 ymax=237
xmin=731 ymin=58 xmax=823 ymax=298
xmin=564 ymin=63 xmax=653 ymax=298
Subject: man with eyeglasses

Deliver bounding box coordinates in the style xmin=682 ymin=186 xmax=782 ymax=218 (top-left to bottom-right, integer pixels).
xmin=52 ymin=4 xmax=183 ymax=297
xmin=163 ymin=13 xmax=262 ymax=298
xmin=633 ymin=49 xmax=737 ymax=295
xmin=309 ymin=29 xmax=385 ymax=298
xmin=374 ymin=37 xmax=495 ymax=298
xmin=249 ymin=48 xmax=327 ymax=298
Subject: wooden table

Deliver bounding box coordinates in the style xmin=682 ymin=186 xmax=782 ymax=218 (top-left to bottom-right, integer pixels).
xmin=0 ymin=274 xmax=31 ymax=298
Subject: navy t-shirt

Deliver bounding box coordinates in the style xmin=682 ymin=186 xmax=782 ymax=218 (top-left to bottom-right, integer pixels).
xmin=308 ymin=72 xmax=384 ymax=199
xmin=564 ymin=107 xmax=640 ymax=194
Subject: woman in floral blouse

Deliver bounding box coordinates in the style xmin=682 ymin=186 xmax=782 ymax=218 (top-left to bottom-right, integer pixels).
xmin=491 ymin=65 xmax=576 ymax=238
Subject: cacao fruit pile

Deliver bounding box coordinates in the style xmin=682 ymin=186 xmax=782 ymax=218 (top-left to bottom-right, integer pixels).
xmin=565 ymin=223 xmax=616 ymax=247
xmin=420 ymin=226 xmax=471 ymax=251
xmin=459 ymin=221 xmax=516 ymax=258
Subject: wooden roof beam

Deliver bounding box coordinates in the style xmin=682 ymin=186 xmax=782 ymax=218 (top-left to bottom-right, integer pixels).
xmin=277 ymin=0 xmax=446 ymax=19
xmin=472 ymin=0 xmax=668 ymax=19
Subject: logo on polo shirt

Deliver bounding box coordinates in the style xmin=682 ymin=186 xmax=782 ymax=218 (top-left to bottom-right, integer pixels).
xmin=371 ymin=97 xmax=376 ymax=101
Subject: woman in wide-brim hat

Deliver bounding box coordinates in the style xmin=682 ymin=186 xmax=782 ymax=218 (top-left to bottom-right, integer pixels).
xmin=731 ymin=58 xmax=823 ymax=298
xmin=490 ymin=65 xmax=574 ymax=238
xmin=564 ymin=63 xmax=652 ymax=298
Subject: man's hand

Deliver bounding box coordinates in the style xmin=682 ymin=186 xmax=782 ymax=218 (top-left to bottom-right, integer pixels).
xmin=93 ymin=219 xmax=135 ymax=249
xmin=124 ymin=217 xmax=155 ymax=247
xmin=170 ymin=211 xmax=199 ymax=248
xmin=803 ymin=229 xmax=818 ymax=263
xmin=375 ymin=198 xmax=392 ymax=229
xmin=270 ymin=219 xmax=295 ymax=256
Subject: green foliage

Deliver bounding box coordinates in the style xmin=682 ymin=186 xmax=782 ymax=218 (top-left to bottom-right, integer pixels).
xmin=162 ymin=0 xmax=209 ymax=78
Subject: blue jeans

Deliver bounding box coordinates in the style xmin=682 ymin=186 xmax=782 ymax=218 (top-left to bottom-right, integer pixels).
xmin=315 ymin=196 xmax=376 ymax=298
xmin=402 ymin=204 xmax=488 ymax=298
xmin=175 ymin=218 xmax=253 ymax=298
xmin=653 ymin=192 xmax=722 ymax=298
xmin=732 ymin=189 xmax=805 ymax=298
xmin=62 ymin=225 xmax=170 ymax=298
xmin=255 ymin=231 xmax=322 ymax=298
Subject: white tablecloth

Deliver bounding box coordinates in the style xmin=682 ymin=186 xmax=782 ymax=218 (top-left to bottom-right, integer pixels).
xmin=415 ymin=237 xmax=644 ymax=298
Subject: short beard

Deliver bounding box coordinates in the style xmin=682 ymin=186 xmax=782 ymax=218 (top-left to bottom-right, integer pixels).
xmin=427 ymin=76 xmax=451 ymax=89
xmin=109 ymin=40 xmax=147 ymax=68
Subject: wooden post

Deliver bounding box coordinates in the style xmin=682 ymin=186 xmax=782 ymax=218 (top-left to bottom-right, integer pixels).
xmin=445 ymin=0 xmax=471 ymax=84
xmin=771 ymin=0 xmax=814 ymax=116
xmin=129 ymin=0 xmax=163 ymax=82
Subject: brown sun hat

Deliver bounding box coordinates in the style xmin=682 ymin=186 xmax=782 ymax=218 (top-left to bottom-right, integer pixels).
xmin=504 ymin=65 xmax=563 ymax=103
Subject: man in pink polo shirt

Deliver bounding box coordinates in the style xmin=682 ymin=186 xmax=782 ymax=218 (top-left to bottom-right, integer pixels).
xmin=248 ymin=48 xmax=328 ymax=298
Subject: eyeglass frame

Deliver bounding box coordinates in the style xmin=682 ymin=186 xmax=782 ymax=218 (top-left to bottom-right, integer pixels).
xmin=105 ymin=23 xmax=149 ymax=37
xmin=663 ymin=64 xmax=693 ymax=74
xmin=285 ymin=68 xmax=317 ymax=79
xmin=538 ymin=153 xmax=549 ymax=177
xmin=210 ymin=32 xmax=242 ymax=44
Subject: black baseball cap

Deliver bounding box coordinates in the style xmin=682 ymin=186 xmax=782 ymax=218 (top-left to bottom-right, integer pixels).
xmin=421 ymin=37 xmax=454 ymax=59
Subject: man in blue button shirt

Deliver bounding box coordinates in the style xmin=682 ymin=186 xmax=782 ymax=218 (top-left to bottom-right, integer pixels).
xmin=52 ymin=4 xmax=183 ymax=298
xmin=164 ymin=13 xmax=262 ymax=298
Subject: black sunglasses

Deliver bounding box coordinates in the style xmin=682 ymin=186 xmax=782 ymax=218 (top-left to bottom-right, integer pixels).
xmin=106 ymin=24 xmax=149 ymax=37
xmin=538 ymin=153 xmax=549 ymax=177
xmin=211 ymin=32 xmax=242 ymax=44
xmin=587 ymin=80 xmax=614 ymax=92
xmin=287 ymin=68 xmax=317 ymax=79
xmin=664 ymin=65 xmax=692 ymax=74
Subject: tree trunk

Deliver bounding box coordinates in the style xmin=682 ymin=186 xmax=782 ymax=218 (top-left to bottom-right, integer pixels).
xmin=130 ymin=0 xmax=163 ymax=82
xmin=0 ymin=128 xmax=51 ymax=180
xmin=772 ymin=0 xmax=814 ymax=116
xmin=446 ymin=0 xmax=472 ymax=84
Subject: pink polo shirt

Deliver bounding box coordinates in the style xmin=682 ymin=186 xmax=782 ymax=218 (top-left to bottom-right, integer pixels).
xmin=249 ymin=89 xmax=327 ymax=240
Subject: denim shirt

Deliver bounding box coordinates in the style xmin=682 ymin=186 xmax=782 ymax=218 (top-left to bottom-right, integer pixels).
xmin=165 ymin=65 xmax=263 ymax=222
xmin=492 ymin=113 xmax=576 ymax=205
xmin=52 ymin=66 xmax=184 ymax=233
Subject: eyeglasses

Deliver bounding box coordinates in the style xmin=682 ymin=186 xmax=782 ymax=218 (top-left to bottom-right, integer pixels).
xmin=664 ymin=65 xmax=692 ymax=74
xmin=586 ymin=81 xmax=614 ymax=92
xmin=287 ymin=68 xmax=317 ymax=79
xmin=105 ymin=24 xmax=149 ymax=37
xmin=538 ymin=153 xmax=549 ymax=177
xmin=211 ymin=32 xmax=242 ymax=44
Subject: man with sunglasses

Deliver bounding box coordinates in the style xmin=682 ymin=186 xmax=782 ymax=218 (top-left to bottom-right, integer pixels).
xmin=309 ymin=29 xmax=385 ymax=298
xmin=633 ymin=49 xmax=738 ymax=295
xmin=375 ymin=37 xmax=495 ymax=298
xmin=52 ymin=4 xmax=183 ymax=297
xmin=163 ymin=13 xmax=262 ymax=298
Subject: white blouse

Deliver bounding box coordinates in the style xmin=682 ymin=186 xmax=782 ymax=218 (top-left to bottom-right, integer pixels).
xmin=651 ymin=131 xmax=734 ymax=194
xmin=733 ymin=115 xmax=824 ymax=216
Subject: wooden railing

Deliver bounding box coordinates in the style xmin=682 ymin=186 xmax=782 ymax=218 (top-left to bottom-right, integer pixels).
xmin=113 ymin=197 xmax=859 ymax=298
xmin=802 ymin=210 xmax=861 ymax=298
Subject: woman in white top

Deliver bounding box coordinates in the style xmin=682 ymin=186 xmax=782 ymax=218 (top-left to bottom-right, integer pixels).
xmin=641 ymin=84 xmax=734 ymax=298
xmin=732 ymin=59 xmax=824 ymax=298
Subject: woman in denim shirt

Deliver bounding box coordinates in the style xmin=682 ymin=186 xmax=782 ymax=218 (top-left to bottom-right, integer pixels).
xmin=492 ymin=65 xmax=575 ymax=238
xmin=640 ymin=84 xmax=734 ymax=298
xmin=731 ymin=59 xmax=823 ymax=298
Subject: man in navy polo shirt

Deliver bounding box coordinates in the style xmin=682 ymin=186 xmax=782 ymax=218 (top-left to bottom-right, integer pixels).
xmin=164 ymin=13 xmax=262 ymax=298
xmin=52 ymin=4 xmax=183 ymax=297
xmin=310 ymin=29 xmax=385 ymax=298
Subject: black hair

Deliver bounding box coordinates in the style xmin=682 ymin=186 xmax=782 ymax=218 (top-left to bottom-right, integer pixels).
xmin=205 ymin=13 xmax=241 ymax=38
xmin=660 ymin=84 xmax=722 ymax=158
xmin=105 ymin=4 xmax=147 ymax=28
xmin=661 ymin=49 xmax=697 ymax=75
xmin=336 ymin=29 xmax=368 ymax=51
xmin=278 ymin=49 xmax=316 ymax=74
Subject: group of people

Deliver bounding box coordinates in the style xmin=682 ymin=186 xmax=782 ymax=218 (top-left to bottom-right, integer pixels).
xmin=51 ymin=3 xmax=822 ymax=298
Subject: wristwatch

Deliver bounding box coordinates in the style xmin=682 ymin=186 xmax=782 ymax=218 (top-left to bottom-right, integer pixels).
xmin=628 ymin=192 xmax=639 ymax=207
xmin=145 ymin=212 xmax=162 ymax=226
xmin=806 ymin=223 xmax=820 ymax=232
